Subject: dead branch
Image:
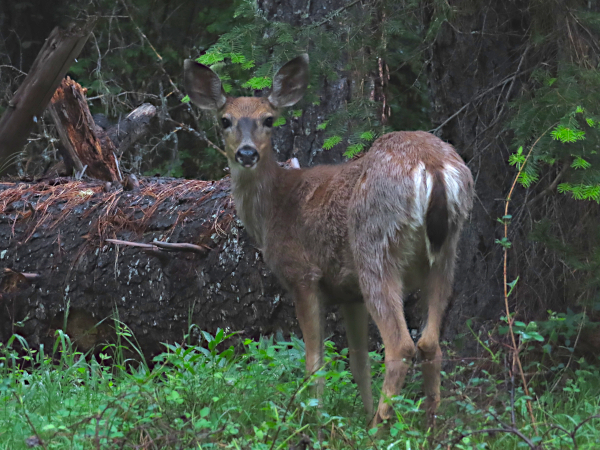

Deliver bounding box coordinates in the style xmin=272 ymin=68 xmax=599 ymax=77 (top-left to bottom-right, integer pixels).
xmin=527 ymin=162 xmax=570 ymax=206
xmin=151 ymin=240 xmax=208 ymax=253
xmin=429 ymin=68 xmax=535 ymax=135
xmin=105 ymin=238 xmax=208 ymax=254
xmin=3 ymin=268 xmax=40 ymax=281
xmin=105 ymin=103 xmax=158 ymax=155
xmin=104 ymin=238 xmax=157 ymax=250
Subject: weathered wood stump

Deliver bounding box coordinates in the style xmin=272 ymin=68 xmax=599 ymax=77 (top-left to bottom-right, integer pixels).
xmin=49 ymin=77 xmax=122 ymax=181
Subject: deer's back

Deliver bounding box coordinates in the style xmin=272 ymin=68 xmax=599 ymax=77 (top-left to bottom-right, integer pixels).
xmin=264 ymin=131 xmax=473 ymax=300
xmin=350 ymin=131 xmax=472 ymax=231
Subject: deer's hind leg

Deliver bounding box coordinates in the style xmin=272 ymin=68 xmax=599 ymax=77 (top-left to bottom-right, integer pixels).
xmin=416 ymin=247 xmax=456 ymax=428
xmin=356 ymin=264 xmax=416 ymax=427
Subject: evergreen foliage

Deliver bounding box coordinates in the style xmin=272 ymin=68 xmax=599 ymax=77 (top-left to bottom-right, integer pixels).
xmin=0 ymin=0 xmax=429 ymax=178
xmin=185 ymin=0 xmax=429 ymax=159
xmin=506 ymin=5 xmax=600 ymax=314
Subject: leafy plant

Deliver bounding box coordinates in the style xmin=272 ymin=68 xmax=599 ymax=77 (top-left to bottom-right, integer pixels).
xmin=2 ymin=320 xmax=600 ymax=449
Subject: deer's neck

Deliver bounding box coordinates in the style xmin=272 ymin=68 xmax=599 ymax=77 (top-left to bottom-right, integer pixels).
xmin=229 ymin=154 xmax=284 ymax=247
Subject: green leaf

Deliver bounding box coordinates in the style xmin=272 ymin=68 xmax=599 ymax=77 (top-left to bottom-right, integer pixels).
xmin=495 ymin=237 xmax=512 ymax=249
xmin=323 ymin=135 xmax=342 ymax=150
xmin=360 ymin=131 xmax=375 ymax=141
xmin=557 ymin=183 xmax=600 ymax=202
xmin=316 ymin=121 xmax=329 ymax=130
xmin=518 ymin=171 xmax=539 ymax=188
xmin=344 ymin=143 xmax=365 ymax=158
xmin=197 ymin=52 xmax=226 ymax=65
xmin=181 ymin=95 xmax=190 ymax=103
xmin=550 ymin=125 xmax=585 ymax=143
xmin=507 ymin=277 xmax=519 ymax=297
xmin=508 ymin=148 xmax=526 ymax=167
xmin=242 ymin=77 xmax=272 ymax=90
xmin=571 ymin=157 xmax=591 ymax=170
xmin=241 ymin=60 xmax=255 ymax=70
xmin=229 ymin=53 xmax=246 ymax=64
xmin=273 ymin=117 xmax=286 ymax=127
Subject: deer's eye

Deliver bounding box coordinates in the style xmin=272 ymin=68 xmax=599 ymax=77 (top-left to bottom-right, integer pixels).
xmin=263 ymin=117 xmax=274 ymax=128
xmin=221 ymin=117 xmax=232 ymax=129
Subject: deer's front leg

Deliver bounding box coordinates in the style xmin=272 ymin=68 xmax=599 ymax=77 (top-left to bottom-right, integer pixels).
xmin=293 ymin=284 xmax=324 ymax=397
xmin=340 ymin=302 xmax=373 ymax=419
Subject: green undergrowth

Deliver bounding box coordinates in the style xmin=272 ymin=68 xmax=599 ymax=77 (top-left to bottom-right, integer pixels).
xmin=0 ymin=324 xmax=599 ymax=449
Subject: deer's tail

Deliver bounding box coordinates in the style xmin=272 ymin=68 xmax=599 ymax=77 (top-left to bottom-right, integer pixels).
xmin=425 ymin=170 xmax=449 ymax=264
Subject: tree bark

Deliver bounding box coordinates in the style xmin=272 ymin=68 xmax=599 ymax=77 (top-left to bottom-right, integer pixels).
xmin=421 ymin=1 xmax=531 ymax=346
xmin=0 ymin=21 xmax=94 ymax=176
xmin=46 ymin=77 xmax=157 ymax=181
xmin=257 ymin=0 xmax=352 ymax=167
xmin=104 ymin=103 xmax=158 ymax=157
xmin=423 ymin=1 xmax=600 ymax=346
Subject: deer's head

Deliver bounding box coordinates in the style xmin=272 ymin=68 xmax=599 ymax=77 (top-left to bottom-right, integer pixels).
xmin=184 ymin=55 xmax=309 ymax=170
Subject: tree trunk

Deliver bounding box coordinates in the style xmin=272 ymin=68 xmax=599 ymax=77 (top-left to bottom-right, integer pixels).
xmin=0 ymin=177 xmax=273 ymax=355
xmin=423 ymin=1 xmax=600 ymax=346
xmin=258 ymin=0 xmax=352 ymax=167
xmin=421 ymin=1 xmax=532 ymax=347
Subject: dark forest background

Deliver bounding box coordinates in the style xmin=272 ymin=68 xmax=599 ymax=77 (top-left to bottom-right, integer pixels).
xmin=3 ymin=0 xmax=598 ymax=342
xmin=2 ymin=1 xmax=600 ymax=448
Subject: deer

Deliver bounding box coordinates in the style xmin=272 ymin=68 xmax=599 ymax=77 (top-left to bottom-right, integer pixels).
xmin=183 ymin=54 xmax=474 ymax=428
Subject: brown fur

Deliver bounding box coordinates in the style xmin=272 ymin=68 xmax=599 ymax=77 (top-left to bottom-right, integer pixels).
xmin=184 ymin=57 xmax=474 ymax=428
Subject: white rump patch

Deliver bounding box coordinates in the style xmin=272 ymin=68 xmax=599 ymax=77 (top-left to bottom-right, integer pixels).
xmin=411 ymin=163 xmax=434 ymax=226
xmin=411 ymin=163 xmax=423 ymax=224
xmin=443 ymin=163 xmax=462 ymax=216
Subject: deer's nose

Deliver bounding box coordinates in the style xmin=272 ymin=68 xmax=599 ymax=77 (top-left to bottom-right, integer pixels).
xmin=235 ymin=146 xmax=260 ymax=168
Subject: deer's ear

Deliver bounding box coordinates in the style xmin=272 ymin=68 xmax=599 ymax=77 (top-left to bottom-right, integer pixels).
xmin=268 ymin=54 xmax=309 ymax=108
xmin=184 ymin=59 xmax=227 ymax=110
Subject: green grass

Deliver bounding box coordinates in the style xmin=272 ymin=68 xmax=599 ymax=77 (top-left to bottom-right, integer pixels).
xmin=1 ymin=326 xmax=599 ymax=449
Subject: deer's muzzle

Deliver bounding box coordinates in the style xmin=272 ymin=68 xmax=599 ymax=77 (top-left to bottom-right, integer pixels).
xmin=235 ymin=146 xmax=260 ymax=168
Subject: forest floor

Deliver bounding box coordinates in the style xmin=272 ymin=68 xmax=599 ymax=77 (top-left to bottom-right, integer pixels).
xmin=1 ymin=325 xmax=599 ymax=449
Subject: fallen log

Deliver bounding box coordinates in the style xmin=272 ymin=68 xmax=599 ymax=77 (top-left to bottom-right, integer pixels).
xmin=0 ymin=176 xmax=356 ymax=358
